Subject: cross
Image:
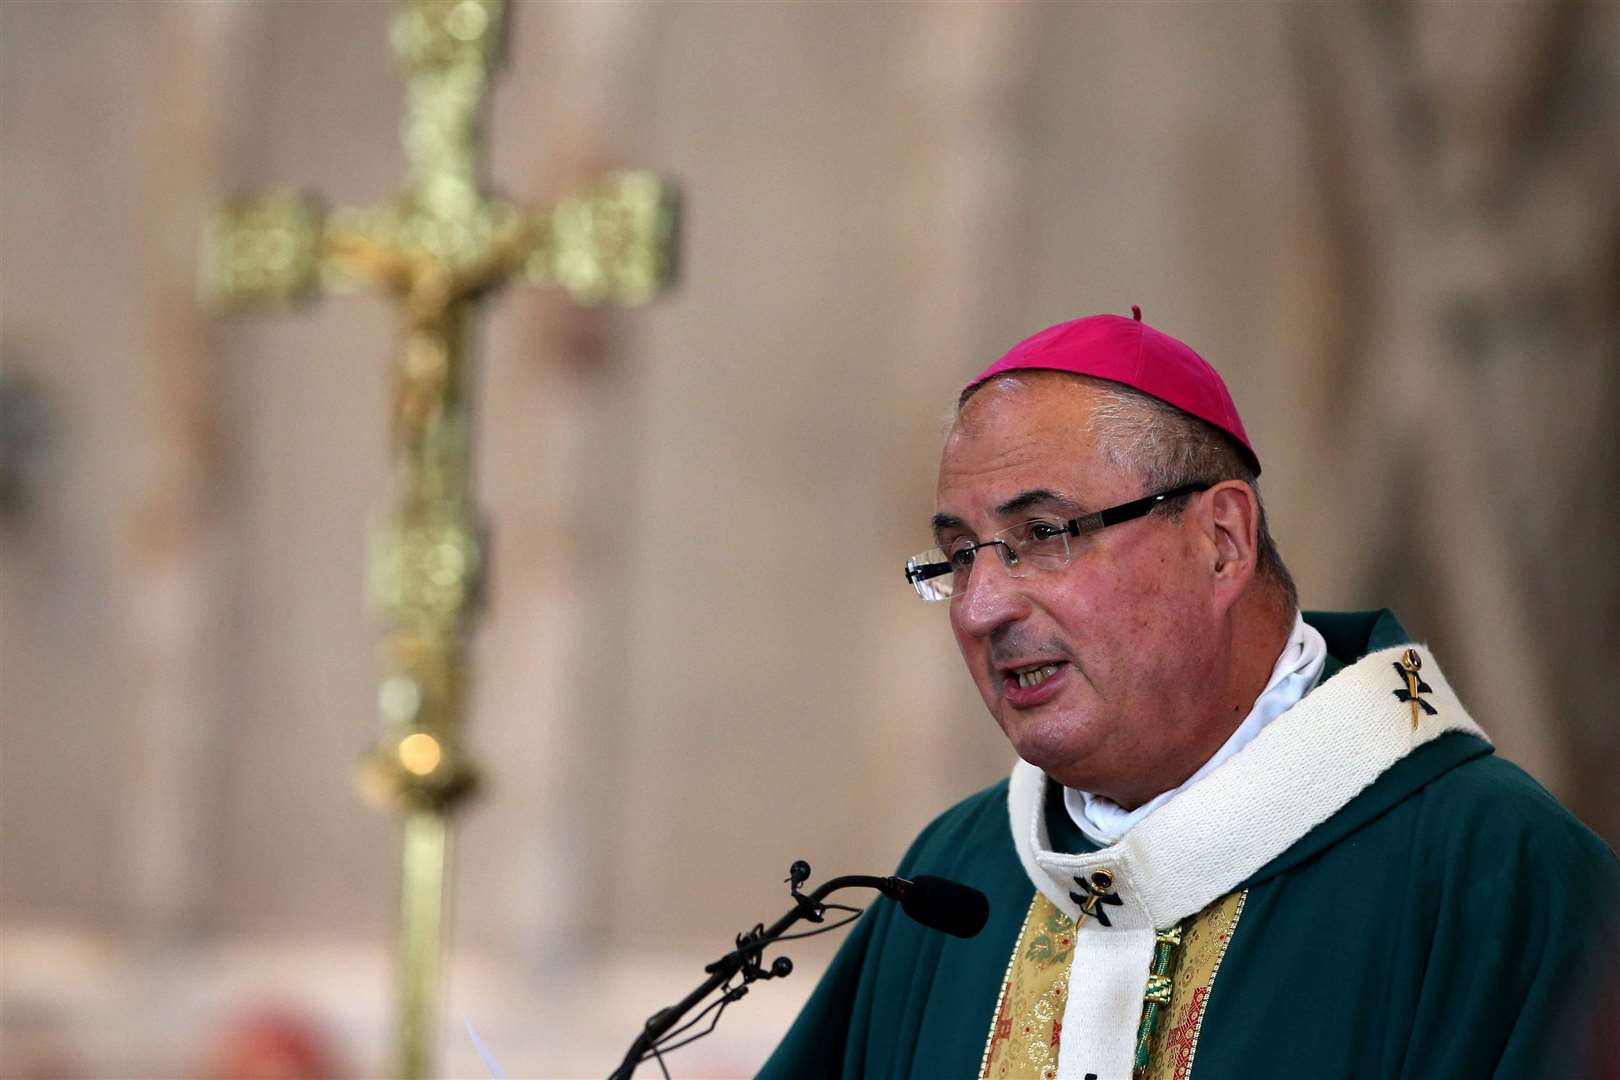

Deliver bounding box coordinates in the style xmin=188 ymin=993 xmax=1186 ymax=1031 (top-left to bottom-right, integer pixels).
xmin=200 ymin=3 xmax=676 ymax=1076
xmin=1069 ymin=869 xmax=1124 ymax=928
xmin=1393 ymin=648 xmax=1436 ymax=731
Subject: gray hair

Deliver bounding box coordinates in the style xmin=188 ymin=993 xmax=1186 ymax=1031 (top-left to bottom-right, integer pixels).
xmin=958 ymin=373 xmax=1299 ymax=612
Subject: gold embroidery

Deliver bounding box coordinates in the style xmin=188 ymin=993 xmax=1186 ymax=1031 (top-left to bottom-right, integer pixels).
xmin=980 ymin=893 xmax=1076 ymax=1080
xmin=981 ymin=889 xmax=1248 ymax=1080
xmin=980 ymin=896 xmax=1031 ymax=1080
xmin=1140 ymin=890 xmax=1247 ymax=1080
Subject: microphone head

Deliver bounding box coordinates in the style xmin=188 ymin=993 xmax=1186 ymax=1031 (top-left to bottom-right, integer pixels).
xmin=895 ymin=875 xmax=990 ymax=939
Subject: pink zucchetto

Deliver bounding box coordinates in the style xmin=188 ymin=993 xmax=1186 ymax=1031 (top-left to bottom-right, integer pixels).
xmin=965 ymin=306 xmax=1260 ymax=475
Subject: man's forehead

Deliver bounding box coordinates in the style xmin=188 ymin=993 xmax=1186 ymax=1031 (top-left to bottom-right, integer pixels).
xmin=939 ymin=377 xmax=1103 ymax=476
xmin=951 ymin=370 xmax=1100 ymax=434
xmin=933 ymin=381 xmax=1120 ymax=529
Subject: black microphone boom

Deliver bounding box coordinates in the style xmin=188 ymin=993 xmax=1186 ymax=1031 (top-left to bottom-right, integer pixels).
xmin=607 ymin=864 xmax=987 ymax=1079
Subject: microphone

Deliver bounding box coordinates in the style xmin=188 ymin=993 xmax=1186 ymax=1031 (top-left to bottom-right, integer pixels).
xmin=883 ymin=874 xmax=990 ymax=939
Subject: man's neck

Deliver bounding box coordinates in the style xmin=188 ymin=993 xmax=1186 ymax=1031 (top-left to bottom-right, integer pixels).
xmin=1219 ymin=597 xmax=1295 ymax=742
xmin=1112 ymin=599 xmax=1294 ymax=810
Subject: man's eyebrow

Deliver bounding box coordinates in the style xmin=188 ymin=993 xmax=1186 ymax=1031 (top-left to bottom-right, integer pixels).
xmin=930 ymin=490 xmax=1085 ymax=541
xmin=995 ymin=488 xmax=1083 ymax=519
xmin=931 ymin=512 xmax=966 ymax=541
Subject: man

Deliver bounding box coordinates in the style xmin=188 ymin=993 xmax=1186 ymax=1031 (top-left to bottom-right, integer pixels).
xmin=760 ymin=311 xmax=1618 ymax=1079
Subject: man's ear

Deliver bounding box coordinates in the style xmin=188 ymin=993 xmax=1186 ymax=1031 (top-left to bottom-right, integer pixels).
xmin=1204 ymin=481 xmax=1260 ymax=592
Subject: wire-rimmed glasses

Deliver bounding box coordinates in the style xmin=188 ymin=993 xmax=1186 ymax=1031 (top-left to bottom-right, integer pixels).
xmin=904 ymin=483 xmax=1210 ymax=602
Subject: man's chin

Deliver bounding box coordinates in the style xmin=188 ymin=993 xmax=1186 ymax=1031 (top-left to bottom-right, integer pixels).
xmin=1001 ymin=719 xmax=1099 ymax=787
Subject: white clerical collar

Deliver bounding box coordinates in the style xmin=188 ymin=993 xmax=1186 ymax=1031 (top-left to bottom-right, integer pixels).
xmin=1064 ymin=610 xmax=1327 ymax=847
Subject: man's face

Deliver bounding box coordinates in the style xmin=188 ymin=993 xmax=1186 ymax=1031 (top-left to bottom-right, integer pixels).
xmin=934 ymin=375 xmax=1222 ymax=801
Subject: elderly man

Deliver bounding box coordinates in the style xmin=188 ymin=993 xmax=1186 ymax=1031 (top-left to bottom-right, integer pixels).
xmin=760 ymin=311 xmax=1618 ymax=1079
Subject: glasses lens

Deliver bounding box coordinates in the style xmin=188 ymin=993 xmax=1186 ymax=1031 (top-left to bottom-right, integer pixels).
xmin=1005 ymin=521 xmax=1072 ymax=570
xmin=905 ymin=548 xmax=954 ymax=602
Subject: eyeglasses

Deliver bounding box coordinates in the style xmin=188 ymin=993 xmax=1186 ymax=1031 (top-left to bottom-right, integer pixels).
xmin=904 ymin=483 xmax=1210 ymax=602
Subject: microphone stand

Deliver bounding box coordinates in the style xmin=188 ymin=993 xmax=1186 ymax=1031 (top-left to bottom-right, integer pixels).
xmin=607 ymin=864 xmax=894 ymax=1080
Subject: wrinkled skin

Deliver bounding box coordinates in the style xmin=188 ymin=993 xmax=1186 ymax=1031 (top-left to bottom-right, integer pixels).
xmin=934 ymin=373 xmax=1282 ymax=808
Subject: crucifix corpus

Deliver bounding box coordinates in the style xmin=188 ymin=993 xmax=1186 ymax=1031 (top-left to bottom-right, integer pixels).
xmin=201 ymin=1 xmax=677 ymax=1075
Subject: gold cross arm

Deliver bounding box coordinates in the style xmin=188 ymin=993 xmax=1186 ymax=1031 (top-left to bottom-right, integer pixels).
xmin=201 ymin=170 xmax=677 ymax=312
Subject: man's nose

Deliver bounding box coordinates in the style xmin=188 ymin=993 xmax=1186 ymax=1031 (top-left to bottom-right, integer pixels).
xmin=952 ymin=549 xmax=1030 ymax=636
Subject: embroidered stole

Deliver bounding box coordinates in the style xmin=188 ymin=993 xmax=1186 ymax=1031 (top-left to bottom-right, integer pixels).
xmin=981 ymin=890 xmax=1247 ymax=1080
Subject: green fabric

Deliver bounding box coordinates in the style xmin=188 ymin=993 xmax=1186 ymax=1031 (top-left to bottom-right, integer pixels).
xmin=1307 ymin=607 xmax=1410 ymax=666
xmin=759 ymin=611 xmax=1620 ymax=1079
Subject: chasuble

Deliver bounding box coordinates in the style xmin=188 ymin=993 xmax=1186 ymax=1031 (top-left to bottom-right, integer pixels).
xmin=759 ymin=611 xmax=1620 ymax=1079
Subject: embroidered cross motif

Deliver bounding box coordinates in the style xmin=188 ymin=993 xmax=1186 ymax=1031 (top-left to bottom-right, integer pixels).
xmin=1392 ymin=648 xmax=1437 ymax=730
xmin=1069 ymin=868 xmax=1124 ymax=927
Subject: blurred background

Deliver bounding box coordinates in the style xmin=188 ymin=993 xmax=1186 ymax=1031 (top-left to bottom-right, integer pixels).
xmin=2 ymin=1 xmax=1616 ymax=1077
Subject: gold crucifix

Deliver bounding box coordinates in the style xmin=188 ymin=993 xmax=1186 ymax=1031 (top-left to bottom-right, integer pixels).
xmin=1072 ymin=868 xmax=1123 ymax=927
xmin=200 ymin=2 xmax=676 ymax=1075
xmin=1396 ymin=648 xmax=1435 ymax=730
xmin=1400 ymin=651 xmax=1423 ymax=729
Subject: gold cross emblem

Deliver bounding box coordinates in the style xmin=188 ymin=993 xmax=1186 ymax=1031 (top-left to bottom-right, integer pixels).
xmin=1393 ymin=648 xmax=1437 ymax=730
xmin=1069 ymin=868 xmax=1124 ymax=927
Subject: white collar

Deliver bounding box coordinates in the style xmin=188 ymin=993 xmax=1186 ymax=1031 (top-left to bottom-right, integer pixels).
xmin=1064 ymin=611 xmax=1327 ymax=846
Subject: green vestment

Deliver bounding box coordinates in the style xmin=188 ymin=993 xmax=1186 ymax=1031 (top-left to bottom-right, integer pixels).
xmin=759 ymin=611 xmax=1619 ymax=1079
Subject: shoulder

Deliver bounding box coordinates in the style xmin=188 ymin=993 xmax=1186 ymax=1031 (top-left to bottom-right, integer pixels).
xmin=1409 ymin=752 xmax=1619 ymax=904
xmin=1419 ymin=753 xmax=1612 ymax=854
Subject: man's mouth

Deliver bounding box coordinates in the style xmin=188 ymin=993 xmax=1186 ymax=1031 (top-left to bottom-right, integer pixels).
xmin=1008 ymin=661 xmax=1065 ymax=689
